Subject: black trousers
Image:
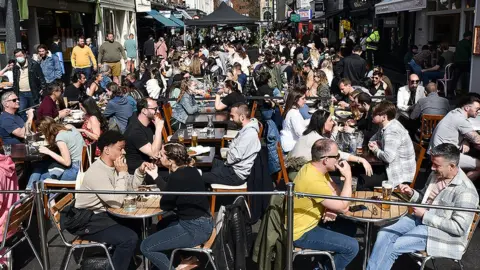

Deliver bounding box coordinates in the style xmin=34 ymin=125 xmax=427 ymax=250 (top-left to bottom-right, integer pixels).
xmin=202 ymin=158 xmax=245 ymax=186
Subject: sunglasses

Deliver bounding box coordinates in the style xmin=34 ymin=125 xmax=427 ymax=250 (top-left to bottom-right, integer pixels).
xmin=320 ymin=153 xmax=340 ymax=160
xmin=7 ymin=98 xmax=19 ymax=103
xmin=372 ymin=77 xmax=380 ymax=80
xmin=410 ymin=80 xmax=420 ymax=84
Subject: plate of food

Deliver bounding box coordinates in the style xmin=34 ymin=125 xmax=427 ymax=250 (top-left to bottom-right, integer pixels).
xmin=335 ymin=110 xmax=353 ymax=119
xmin=188 ymin=146 xmax=211 ymax=156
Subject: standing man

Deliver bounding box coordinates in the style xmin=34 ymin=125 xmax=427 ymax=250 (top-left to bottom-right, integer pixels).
xmin=37 ymin=44 xmax=62 ymax=83
xmin=340 ymin=45 xmax=367 ymax=86
xmin=71 ymin=36 xmax=97 ymax=80
xmin=99 ymin=32 xmax=127 ymax=84
xmin=452 ymin=31 xmax=472 ymax=95
xmin=124 ymin=33 xmax=137 ymax=74
xmin=12 ymin=49 xmax=46 ymax=114
xmin=86 ymin=38 xmax=99 ymax=60
xmin=365 ymin=26 xmax=380 ymax=67
xmin=50 ymin=35 xmax=65 ymax=75
xmin=142 ymin=35 xmax=154 ymax=65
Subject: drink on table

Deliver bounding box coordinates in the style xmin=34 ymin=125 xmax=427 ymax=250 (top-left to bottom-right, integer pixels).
xmin=123 ymin=196 xmax=137 ymax=212
xmin=178 ymin=130 xmax=185 ymax=145
xmin=356 ymin=146 xmax=363 ymax=155
xmin=191 ymin=130 xmax=198 ymax=147
xmin=351 ymin=177 xmax=358 ymax=197
xmin=381 ymin=180 xmax=393 ymax=211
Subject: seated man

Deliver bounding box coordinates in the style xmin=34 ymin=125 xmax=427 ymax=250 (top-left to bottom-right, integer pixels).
xmin=369 ymin=70 xmax=392 ymax=97
xmin=354 ymin=92 xmax=378 ymax=145
xmin=203 ymin=103 xmax=261 ymax=185
xmin=0 ymin=91 xmax=34 ymax=144
xmin=337 ymin=78 xmax=370 ymax=109
xmin=397 ymin=74 xmax=425 ymax=115
xmin=75 ymin=130 xmax=151 ymax=270
xmin=63 ymin=72 xmax=86 ymax=102
xmin=367 ymin=143 xmax=479 ymax=270
xmin=410 ymin=82 xmax=450 ymax=120
xmin=429 ymin=93 xmax=480 ymax=180
xmin=368 ymin=101 xmax=416 ymax=187
xmin=293 ymin=138 xmax=359 ymax=270
xmin=103 ymin=83 xmax=134 ymax=133
xmin=124 ymin=98 xmax=164 ymax=180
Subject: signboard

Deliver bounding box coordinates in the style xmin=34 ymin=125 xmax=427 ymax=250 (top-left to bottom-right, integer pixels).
xmin=290 ymin=14 xmax=300 ymax=22
xmin=383 ymin=17 xmax=397 ymax=28
xmin=287 ymin=9 xmax=311 ymax=21
xmin=135 ymin=0 xmax=151 ymax=12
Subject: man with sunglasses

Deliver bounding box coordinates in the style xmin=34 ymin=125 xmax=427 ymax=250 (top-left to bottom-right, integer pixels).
xmin=123 ymin=98 xmax=164 ymax=182
xmin=293 ymin=138 xmax=359 ymax=270
xmin=397 ymin=74 xmax=426 ymax=115
xmin=0 ymin=91 xmax=34 ymax=144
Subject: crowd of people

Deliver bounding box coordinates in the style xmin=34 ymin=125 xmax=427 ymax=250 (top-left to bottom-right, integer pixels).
xmin=0 ymin=26 xmax=478 ymax=270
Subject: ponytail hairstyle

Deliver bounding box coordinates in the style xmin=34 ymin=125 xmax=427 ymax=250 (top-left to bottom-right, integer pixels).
xmin=176 ymin=78 xmax=190 ymax=103
xmin=38 ymin=117 xmax=67 ymax=146
xmin=163 ymin=143 xmax=193 ymax=166
xmin=224 ymin=79 xmax=240 ymax=93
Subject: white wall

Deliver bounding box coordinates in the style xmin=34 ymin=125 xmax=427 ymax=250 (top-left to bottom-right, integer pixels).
xmin=414 ymin=10 xmax=428 ymax=47
xmin=186 ymin=0 xmax=214 ymax=14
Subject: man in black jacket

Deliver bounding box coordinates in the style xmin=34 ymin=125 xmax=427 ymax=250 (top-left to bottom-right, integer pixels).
xmin=12 ymin=49 xmax=46 ymax=116
xmin=143 ymin=35 xmax=155 ymax=65
xmin=340 ymin=45 xmax=367 ymax=85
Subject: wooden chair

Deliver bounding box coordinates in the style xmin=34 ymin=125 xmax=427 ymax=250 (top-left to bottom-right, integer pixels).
xmin=276 ymin=141 xmax=289 ymax=185
xmin=162 ymin=103 xmax=174 ymax=136
xmin=156 ymin=113 xmax=170 ymax=143
xmin=49 ymin=193 xmax=115 ymax=270
xmin=43 ymin=145 xmax=88 ymax=218
xmin=411 ymin=143 xmax=426 ymax=189
xmin=210 ymin=183 xmax=248 ymax=215
xmin=250 ymin=101 xmax=258 ymax=119
xmin=409 ymin=208 xmax=480 ymax=270
xmin=418 ymin=114 xmax=444 ymax=146
xmin=0 ymin=195 xmax=43 ymax=269
xmin=168 ymin=228 xmax=218 ymax=270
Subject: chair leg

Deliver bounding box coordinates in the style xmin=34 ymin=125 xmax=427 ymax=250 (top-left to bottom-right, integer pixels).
xmin=420 ymin=256 xmax=432 ymax=270
xmin=431 ymin=258 xmax=438 ymax=270
xmin=24 ymin=231 xmax=44 ymax=270
xmin=78 ymin=248 xmax=86 ymax=266
xmin=168 ymin=249 xmax=180 ymax=270
xmin=43 ymin=193 xmax=49 ymax=219
xmin=100 ymin=244 xmax=115 ymax=270
xmin=206 ymin=252 xmax=217 ymax=270
xmin=64 ymin=247 xmax=75 ymax=270
xmin=458 ymin=260 xmax=464 ymax=270
xmin=210 ymin=193 xmax=216 ymax=215
xmin=325 ymin=253 xmax=336 ymax=270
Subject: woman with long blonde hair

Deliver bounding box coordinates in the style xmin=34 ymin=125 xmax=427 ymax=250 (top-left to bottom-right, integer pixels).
xmin=26 ymin=117 xmax=85 ymax=189
xmin=190 ymin=55 xmax=203 ymax=77
xmin=171 ymin=79 xmax=199 ymax=131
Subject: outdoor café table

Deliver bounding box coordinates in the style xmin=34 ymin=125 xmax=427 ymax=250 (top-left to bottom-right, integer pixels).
xmin=169 ymin=128 xmax=226 ymax=144
xmin=341 ymin=191 xmax=408 ymax=270
xmin=10 ymin=143 xmax=45 ymax=163
xmin=192 ymin=147 xmax=216 ymax=167
xmin=185 ymin=112 xmax=230 ymax=127
xmin=108 ymin=195 xmax=163 ymax=270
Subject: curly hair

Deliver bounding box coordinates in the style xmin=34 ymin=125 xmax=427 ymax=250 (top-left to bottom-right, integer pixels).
xmin=164 ymin=143 xmax=193 ymax=166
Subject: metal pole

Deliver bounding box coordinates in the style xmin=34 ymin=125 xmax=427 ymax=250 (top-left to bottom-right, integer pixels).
xmin=285 ymin=182 xmax=294 ymax=270
xmin=34 ymin=182 xmax=50 ymax=269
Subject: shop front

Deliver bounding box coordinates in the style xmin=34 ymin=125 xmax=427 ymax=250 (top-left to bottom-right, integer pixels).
xmin=98 ymin=0 xmax=137 ymax=50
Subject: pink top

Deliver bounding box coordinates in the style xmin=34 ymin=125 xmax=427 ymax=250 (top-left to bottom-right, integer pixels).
xmin=0 ymin=154 xmax=19 ymax=240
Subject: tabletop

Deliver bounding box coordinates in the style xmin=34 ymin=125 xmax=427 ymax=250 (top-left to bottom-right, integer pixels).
xmin=186 ymin=113 xmax=229 ymax=126
xmin=170 ymin=128 xmax=226 ymax=143
xmin=193 ymin=147 xmax=216 ymax=167
xmin=359 ymin=151 xmax=383 ymax=166
xmin=108 ymin=196 xmax=163 ymax=219
xmin=342 ymin=191 xmax=408 ymax=223
xmin=9 ymin=144 xmax=45 ymax=162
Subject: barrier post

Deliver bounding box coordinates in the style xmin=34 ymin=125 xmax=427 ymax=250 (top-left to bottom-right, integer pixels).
xmin=34 ymin=182 xmax=50 ymax=269
xmin=285 ymin=182 xmax=295 ymax=270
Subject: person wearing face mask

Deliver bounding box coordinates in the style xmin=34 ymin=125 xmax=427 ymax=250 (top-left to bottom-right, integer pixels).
xmin=71 ymin=36 xmax=98 ymax=80
xmin=37 ymin=44 xmax=62 ymax=83
xmin=98 ymin=32 xmax=127 ymax=85
xmin=12 ymin=48 xmax=46 ymax=116
xmin=202 ymin=103 xmax=261 ymax=185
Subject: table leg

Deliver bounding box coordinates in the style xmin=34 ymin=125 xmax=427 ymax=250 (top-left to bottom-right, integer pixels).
xmin=143 ymin=218 xmax=149 ymax=270
xmin=362 ymin=222 xmax=372 ymax=270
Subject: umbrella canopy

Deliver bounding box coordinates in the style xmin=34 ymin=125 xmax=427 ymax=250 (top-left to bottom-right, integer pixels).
xmin=185 ymin=2 xmax=257 ymax=26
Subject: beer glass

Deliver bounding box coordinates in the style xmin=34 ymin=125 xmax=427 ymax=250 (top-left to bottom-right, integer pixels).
xmin=178 ymin=130 xmax=185 ymax=145
xmin=191 ymin=130 xmax=198 ymax=147
xmin=381 ymin=180 xmax=393 ymax=211
xmin=351 ymin=177 xmax=358 ymax=197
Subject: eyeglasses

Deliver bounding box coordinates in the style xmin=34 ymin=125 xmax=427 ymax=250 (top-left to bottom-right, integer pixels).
xmin=372 ymin=77 xmax=380 ymax=80
xmin=147 ymin=106 xmax=160 ymax=111
xmin=320 ymin=153 xmax=340 ymax=160
xmin=7 ymin=98 xmax=19 ymax=103
xmin=410 ymin=80 xmax=420 ymax=84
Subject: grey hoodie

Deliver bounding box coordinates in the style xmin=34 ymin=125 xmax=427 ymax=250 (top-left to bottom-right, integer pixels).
xmin=104 ymin=96 xmax=134 ymax=133
xmin=226 ymin=118 xmax=261 ymax=180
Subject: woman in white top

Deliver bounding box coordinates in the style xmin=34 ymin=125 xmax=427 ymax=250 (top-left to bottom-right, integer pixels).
xmin=230 ymin=44 xmax=251 ymax=76
xmin=280 ymin=88 xmax=310 ymax=152
xmin=288 ymin=109 xmax=372 ymax=175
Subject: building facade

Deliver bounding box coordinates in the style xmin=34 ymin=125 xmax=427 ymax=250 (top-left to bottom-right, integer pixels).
xmin=185 ymin=0 xmax=214 ymax=14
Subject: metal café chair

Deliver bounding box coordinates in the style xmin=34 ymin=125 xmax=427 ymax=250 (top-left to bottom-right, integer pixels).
xmin=48 ymin=193 xmax=115 ymax=270
xmin=436 ymin=63 xmax=454 ymax=97
xmin=168 ymin=228 xmax=217 ymax=270
xmin=0 ymin=194 xmax=43 ymax=269
xmin=292 ymin=247 xmax=336 ymax=270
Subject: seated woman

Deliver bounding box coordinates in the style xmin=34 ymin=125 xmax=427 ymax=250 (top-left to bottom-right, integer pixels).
xmin=86 ymin=72 xmax=105 ymax=97
xmin=171 ymin=79 xmax=200 ymax=131
xmin=288 ymin=109 xmax=372 ymax=179
xmin=103 ymin=83 xmax=134 ymax=134
xmin=215 ymin=80 xmax=246 ymax=111
xmin=226 ymin=69 xmax=242 ymax=93
xmin=78 ymin=95 xmax=108 ymax=157
xmin=280 ymin=88 xmax=310 ymax=152
xmin=37 ymin=83 xmax=70 ymax=121
xmin=314 ymin=70 xmax=331 ymax=100
xmin=141 ymin=143 xmax=213 ymax=270
xmin=27 ymin=117 xmax=85 ymax=189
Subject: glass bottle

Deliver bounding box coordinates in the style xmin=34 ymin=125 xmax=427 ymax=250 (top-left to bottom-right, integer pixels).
xmin=207 ymin=115 xmax=215 ymax=138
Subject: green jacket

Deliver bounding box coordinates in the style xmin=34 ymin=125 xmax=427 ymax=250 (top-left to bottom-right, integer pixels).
xmin=454 ymin=38 xmax=472 ymax=63
xmin=252 ymin=194 xmax=286 ymax=270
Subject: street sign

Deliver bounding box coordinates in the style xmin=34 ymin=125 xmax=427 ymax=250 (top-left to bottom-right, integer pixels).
xmin=290 ymin=14 xmax=300 ymax=22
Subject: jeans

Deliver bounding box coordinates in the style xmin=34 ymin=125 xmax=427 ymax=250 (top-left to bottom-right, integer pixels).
xmin=202 ymin=158 xmax=245 ymax=186
xmin=26 ymin=160 xmax=80 ymax=189
xmin=409 ymin=60 xmax=422 ymax=79
xmin=74 ymin=67 xmax=92 ymax=80
xmin=422 ymin=71 xmax=444 ymax=86
xmin=140 ymin=216 xmax=213 ymax=270
xmin=293 ymin=218 xmax=359 ymax=270
xmin=367 ymin=215 xmax=428 ymax=270
xmin=19 ymin=91 xmax=35 ymax=120
xmin=82 ymin=223 xmax=138 ymax=270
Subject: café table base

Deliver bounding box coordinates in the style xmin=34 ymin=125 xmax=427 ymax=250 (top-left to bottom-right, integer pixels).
xmin=362 ymin=222 xmax=373 ymax=270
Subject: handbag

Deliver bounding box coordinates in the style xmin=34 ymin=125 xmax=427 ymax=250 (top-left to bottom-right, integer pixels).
xmin=108 ymin=117 xmax=121 ymax=132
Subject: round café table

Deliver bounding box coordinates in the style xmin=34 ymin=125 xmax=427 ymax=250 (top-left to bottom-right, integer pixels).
xmin=342 ymin=191 xmax=408 ymax=270
xmin=108 ymin=196 xmax=163 ymax=270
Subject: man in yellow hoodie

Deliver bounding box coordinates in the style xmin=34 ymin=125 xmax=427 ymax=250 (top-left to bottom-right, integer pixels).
xmin=71 ymin=36 xmax=97 ymax=79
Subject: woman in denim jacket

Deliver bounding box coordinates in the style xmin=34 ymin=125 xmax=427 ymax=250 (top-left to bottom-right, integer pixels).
xmin=171 ymin=79 xmax=203 ymax=130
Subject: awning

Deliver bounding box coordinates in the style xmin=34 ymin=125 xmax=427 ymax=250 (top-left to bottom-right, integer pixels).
xmin=147 ymin=10 xmax=181 ymax=27
xmin=375 ymin=0 xmax=426 ymax=15
xmin=169 ymin=15 xmax=185 ymax=27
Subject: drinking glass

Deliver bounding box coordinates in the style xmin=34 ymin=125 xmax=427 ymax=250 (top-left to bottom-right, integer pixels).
xmin=2 ymin=145 xmax=11 ymax=155
xmin=187 ymin=124 xmax=194 ymax=136
xmin=381 ymin=180 xmax=393 ymax=211
xmin=178 ymin=130 xmax=185 ymax=145
xmin=351 ymin=177 xmax=358 ymax=197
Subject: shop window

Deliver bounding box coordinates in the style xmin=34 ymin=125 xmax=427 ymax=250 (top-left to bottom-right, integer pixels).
xmin=103 ymin=9 xmax=114 ymax=36
xmin=428 ymin=0 xmax=462 ymax=11
xmin=432 ymin=14 xmax=460 ymax=45
xmin=466 ymin=0 xmax=475 ymax=8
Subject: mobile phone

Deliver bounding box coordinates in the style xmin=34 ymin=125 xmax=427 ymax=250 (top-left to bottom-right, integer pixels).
xmin=349 ymin=205 xmax=368 ymax=212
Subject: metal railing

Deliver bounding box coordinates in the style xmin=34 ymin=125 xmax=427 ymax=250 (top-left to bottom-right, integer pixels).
xmin=4 ymin=181 xmax=480 ymax=270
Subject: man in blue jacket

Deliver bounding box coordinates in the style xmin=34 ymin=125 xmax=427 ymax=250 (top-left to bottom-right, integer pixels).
xmin=37 ymin=44 xmax=62 ymax=83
